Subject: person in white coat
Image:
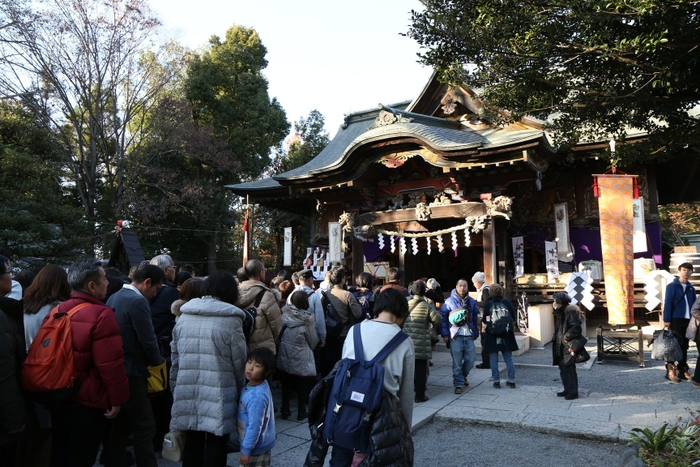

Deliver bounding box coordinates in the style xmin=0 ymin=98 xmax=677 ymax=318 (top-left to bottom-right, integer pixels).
xmin=277 ymin=290 xmax=318 ymax=420
xmin=169 ymin=270 xmax=247 ymax=467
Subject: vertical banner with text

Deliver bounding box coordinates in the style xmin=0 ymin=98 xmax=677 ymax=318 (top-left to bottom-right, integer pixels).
xmin=512 ymin=236 xmax=524 ymax=279
xmin=328 ymin=222 xmax=342 ymax=264
xmin=597 ymin=174 xmax=635 ymax=325
xmin=283 ymin=227 xmax=292 ymax=267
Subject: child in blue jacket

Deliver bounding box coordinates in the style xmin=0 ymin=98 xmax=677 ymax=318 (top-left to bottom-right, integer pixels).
xmin=238 ymin=347 xmax=276 ymax=466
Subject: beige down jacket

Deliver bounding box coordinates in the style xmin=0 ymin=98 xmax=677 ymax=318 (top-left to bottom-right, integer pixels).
xmin=276 ymin=305 xmax=318 ymax=377
xmin=236 ymin=280 xmax=283 ymax=354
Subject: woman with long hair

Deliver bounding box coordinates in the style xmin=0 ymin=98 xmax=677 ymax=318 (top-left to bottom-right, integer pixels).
xmin=23 ymin=265 xmax=72 ymax=349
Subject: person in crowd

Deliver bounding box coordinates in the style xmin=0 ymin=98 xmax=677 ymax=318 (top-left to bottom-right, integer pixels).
xmin=687 ymin=295 xmax=700 ymax=388
xmin=171 ymin=277 xmax=206 ymax=321
xmin=50 ymin=259 xmax=129 ymax=467
xmin=20 ymin=265 xmax=73 ymax=466
xmin=317 ymin=271 xmax=332 ymax=292
xmin=0 ymin=254 xmax=28 ymax=467
xmin=483 ymin=284 xmax=518 ymax=388
xmin=148 ymin=255 xmax=181 ymax=452
xmin=424 ymin=278 xmax=444 ymax=308
xmin=0 ymin=247 xmax=22 ymax=300
xmin=440 ymin=278 xmax=479 ymax=394
xmin=178 ymin=265 xmax=195 ymax=276
xmin=14 ymin=269 xmax=37 ymax=296
xmin=236 ymin=267 xmax=248 ymax=284
xmin=170 ymin=270 xmax=247 ymax=467
xmin=663 ymin=262 xmax=696 ymax=382
xmin=380 ymin=267 xmax=408 ymax=297
xmin=23 ymin=265 xmax=72 ymax=349
xmin=277 ymin=290 xmax=318 ymax=420
xmin=277 ymin=280 xmax=294 ymax=309
xmin=351 ymin=272 xmax=375 ymax=321
xmin=293 ymin=269 xmax=325 ymax=377
xmin=472 ymin=271 xmax=492 ymax=370
xmin=321 ymin=267 xmax=363 ymax=376
xmin=105 ymin=275 xmax=126 ymax=302
xmin=236 ymin=259 xmax=283 ymax=353
xmin=238 ymin=347 xmax=276 ymax=467
xmin=174 ymin=271 xmax=192 ymax=288
xmin=106 ymin=264 xmax=164 ymax=467
xmin=404 ymin=280 xmax=442 ymax=403
xmin=328 ymin=288 xmax=415 ymax=466
xmin=291 ymin=271 xmax=300 ymax=287
xmin=552 ymin=291 xmax=583 ymax=400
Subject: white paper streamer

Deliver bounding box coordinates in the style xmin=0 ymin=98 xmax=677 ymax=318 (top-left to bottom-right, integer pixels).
xmin=390 ymin=235 xmax=396 ymax=253
xmin=437 ymin=235 xmax=444 ymax=253
xmin=377 ymin=232 xmax=385 ymax=250
xmin=464 ymin=229 xmax=471 ymax=247
xmin=426 ymin=237 xmax=432 ymax=255
xmin=451 ymin=231 xmax=458 ymax=251
xmin=399 ymin=237 xmax=407 ymax=255
xmin=411 ymin=237 xmax=418 ymax=255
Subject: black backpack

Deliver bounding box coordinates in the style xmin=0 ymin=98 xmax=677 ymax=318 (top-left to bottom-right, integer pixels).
xmin=242 ymin=290 xmax=266 ymax=341
xmin=489 ymin=300 xmax=513 ymax=337
xmin=320 ymin=290 xmax=346 ymax=340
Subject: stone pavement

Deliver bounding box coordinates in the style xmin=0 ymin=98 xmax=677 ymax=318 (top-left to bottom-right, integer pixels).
xmin=153 ymin=334 xmax=700 ymax=466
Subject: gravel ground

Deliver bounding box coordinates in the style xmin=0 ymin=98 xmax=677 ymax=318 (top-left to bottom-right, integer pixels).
xmin=413 ymin=418 xmax=622 ymax=467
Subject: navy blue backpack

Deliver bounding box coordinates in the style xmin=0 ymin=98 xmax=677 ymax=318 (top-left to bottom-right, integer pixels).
xmin=322 ymin=324 xmax=409 ymax=453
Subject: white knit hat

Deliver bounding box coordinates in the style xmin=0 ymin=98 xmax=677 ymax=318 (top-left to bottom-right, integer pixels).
xmin=472 ymin=271 xmax=485 ymax=283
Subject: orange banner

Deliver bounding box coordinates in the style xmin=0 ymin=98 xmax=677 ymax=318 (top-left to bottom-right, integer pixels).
xmin=597 ymin=175 xmax=635 ymax=325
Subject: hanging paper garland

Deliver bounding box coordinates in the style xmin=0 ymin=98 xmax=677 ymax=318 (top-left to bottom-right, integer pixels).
xmin=426 ymin=237 xmax=432 ymax=255
xmin=399 ymin=237 xmax=407 ymax=255
xmin=451 ymin=231 xmax=458 ymax=251
xmin=377 ymin=232 xmax=385 ymax=250
xmin=390 ymin=235 xmax=396 ymax=253
xmin=411 ymin=237 xmax=418 ymax=255
xmin=437 ymin=235 xmax=444 ymax=253
xmin=464 ymin=228 xmax=471 ymax=247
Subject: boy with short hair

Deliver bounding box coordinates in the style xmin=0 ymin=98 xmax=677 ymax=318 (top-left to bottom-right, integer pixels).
xmin=238 ymin=347 xmax=277 ymax=467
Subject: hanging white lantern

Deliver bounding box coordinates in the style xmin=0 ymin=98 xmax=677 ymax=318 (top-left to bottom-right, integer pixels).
xmin=411 ymin=237 xmax=418 ymax=255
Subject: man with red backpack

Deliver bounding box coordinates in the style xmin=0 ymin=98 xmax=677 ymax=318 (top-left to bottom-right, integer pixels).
xmin=50 ymin=259 xmax=129 ymax=467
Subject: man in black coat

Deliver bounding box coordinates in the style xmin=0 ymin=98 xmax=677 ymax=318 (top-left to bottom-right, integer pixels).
xmin=148 ymin=254 xmax=180 ymax=453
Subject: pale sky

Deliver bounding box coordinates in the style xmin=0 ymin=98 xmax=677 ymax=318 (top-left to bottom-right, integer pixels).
xmin=147 ymin=0 xmax=434 ymax=137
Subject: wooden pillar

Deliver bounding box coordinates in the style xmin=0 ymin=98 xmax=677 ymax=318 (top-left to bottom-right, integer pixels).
xmin=483 ymin=219 xmax=496 ymax=285
xmin=351 ymin=237 xmax=364 ymax=286
xmin=497 ymin=218 xmax=508 ymax=287
xmin=574 ymin=170 xmax=587 ymax=221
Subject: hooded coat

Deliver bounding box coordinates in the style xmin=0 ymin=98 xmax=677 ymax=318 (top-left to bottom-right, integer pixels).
xmin=276 ymin=305 xmax=318 ymax=377
xmin=170 ymin=297 xmax=247 ymax=436
xmin=236 ymin=280 xmax=283 ymax=353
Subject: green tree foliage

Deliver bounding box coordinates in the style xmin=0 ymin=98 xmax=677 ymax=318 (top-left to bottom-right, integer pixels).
xmin=407 ymin=0 xmax=700 ymax=161
xmin=184 ymin=25 xmax=289 ymax=180
xmin=272 ymin=109 xmax=330 ymax=174
xmin=0 ymin=103 xmax=87 ymax=262
xmin=0 ymin=0 xmax=170 ymax=254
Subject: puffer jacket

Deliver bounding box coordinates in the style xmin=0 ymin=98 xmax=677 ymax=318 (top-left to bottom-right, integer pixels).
xmin=303 ymin=368 xmax=414 ymax=467
xmin=277 ymin=305 xmax=318 ymax=377
xmin=440 ymin=289 xmax=479 ymax=338
xmin=404 ymin=295 xmax=441 ymax=360
xmin=552 ymin=304 xmax=582 ymax=366
xmin=170 ymin=297 xmax=247 ymax=436
xmin=57 ymin=293 xmax=129 ymax=410
xmin=0 ymin=296 xmax=27 ymax=444
xmin=236 ymin=280 xmax=283 ymax=353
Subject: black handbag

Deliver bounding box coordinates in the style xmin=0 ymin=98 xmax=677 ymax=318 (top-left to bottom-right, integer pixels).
xmin=563 ymin=336 xmax=590 ymax=365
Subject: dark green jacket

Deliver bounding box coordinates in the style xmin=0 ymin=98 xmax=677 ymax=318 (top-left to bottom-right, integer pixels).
xmin=404 ymin=295 xmax=442 ymax=360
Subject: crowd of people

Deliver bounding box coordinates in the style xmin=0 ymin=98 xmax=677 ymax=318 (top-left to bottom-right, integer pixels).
xmin=0 ymin=246 xmax=595 ymax=467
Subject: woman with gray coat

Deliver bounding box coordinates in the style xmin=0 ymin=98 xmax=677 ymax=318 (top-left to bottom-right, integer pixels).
xmin=277 ymin=291 xmax=318 ymax=420
xmin=404 ymin=280 xmax=442 ymax=403
xmin=170 ymin=270 xmax=247 ymax=467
